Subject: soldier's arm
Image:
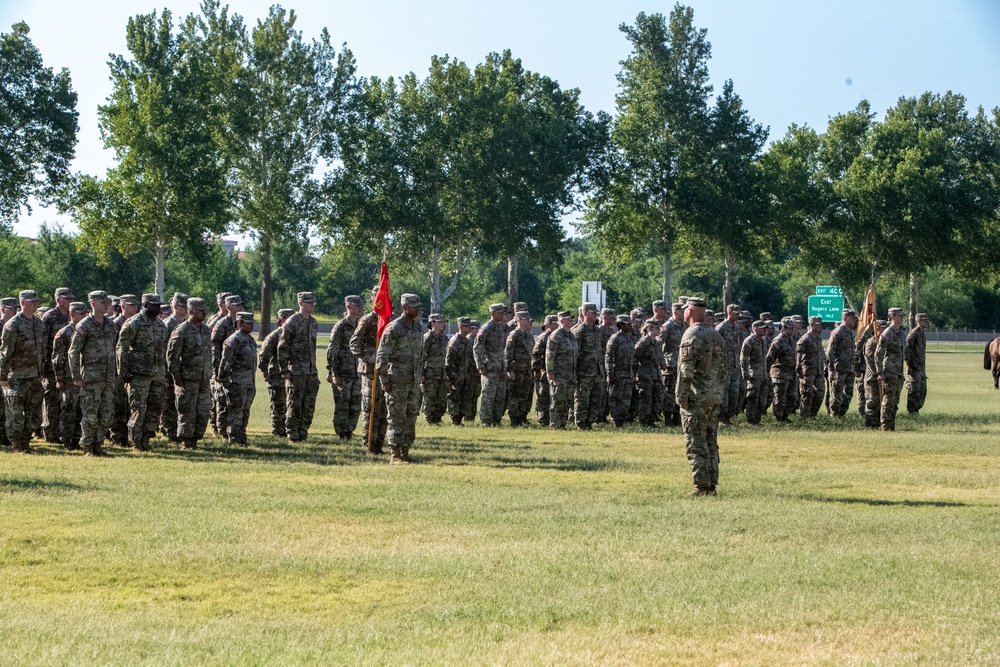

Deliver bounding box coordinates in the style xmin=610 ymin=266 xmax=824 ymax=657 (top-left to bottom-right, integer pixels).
xmin=545 ymin=334 xmax=559 ymax=374
xmin=348 ymin=316 xmax=369 ymax=358
xmin=605 ymin=337 xmax=616 ymax=380
xmin=0 ymin=325 xmax=15 ymax=381
xmin=276 ymin=321 xmax=292 ymax=376
xmin=116 ymin=321 xmax=133 ymax=380
xmin=375 ymin=326 xmax=395 ymax=388
xmin=676 ymin=339 xmax=696 ymax=407
xmin=218 ymin=336 xmax=236 ymax=382
xmin=326 ymin=327 xmax=339 ymax=376
xmin=166 ymin=330 xmax=182 ymax=380
xmin=904 ymin=331 xmax=917 ymax=367
xmin=68 ymin=327 xmax=85 ymax=383
xmin=52 ymin=334 xmax=67 ymax=379
xmin=874 ymin=336 xmax=887 ymax=376
xmin=258 ymin=332 xmax=274 ymax=373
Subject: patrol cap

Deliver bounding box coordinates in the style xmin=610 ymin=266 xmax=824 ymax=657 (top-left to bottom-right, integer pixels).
xmin=236 ymin=311 xmax=255 ymax=324
xmin=513 ymin=301 xmax=528 ymax=312
xmin=225 ymin=294 xmax=242 ymax=306
xmin=644 ymin=318 xmax=662 ymax=328
xmin=401 ymin=293 xmax=421 ymax=307
xmin=808 ymin=315 xmax=823 ymax=325
xmin=780 ymin=317 xmax=794 ymax=328
xmin=842 ymin=308 xmax=857 ymax=318
xmin=752 ymin=319 xmax=764 ymax=329
xmin=678 ymin=296 xmax=690 ymax=304
xmin=615 ymin=314 xmax=630 ymax=325
xmin=686 ymin=296 xmax=706 ymax=308
xmin=54 ymin=287 xmax=75 ymax=300
xmin=69 ymin=301 xmax=88 ymax=314
xmin=557 ymin=311 xmax=573 ymax=319
xmin=344 ymin=295 xmax=363 ymax=306
xmin=672 ymin=302 xmax=685 ymax=310
xmin=457 ymin=316 xmax=473 ymax=326
xmin=297 ymin=292 xmax=316 ymax=303
xmin=705 ymin=310 xmax=714 ymax=319
xmin=630 ymin=308 xmax=644 ymax=320
xmin=582 ymin=302 xmax=597 ymax=313
xmin=216 ymin=292 xmax=231 ymax=303
xmin=545 ymin=314 xmax=558 ymax=325
xmin=515 ymin=310 xmax=532 ymax=321
xmin=601 ymin=307 xmax=615 ymax=316
xmin=489 ymin=303 xmax=506 ymax=313
xmin=142 ymin=293 xmax=162 ymax=306
xmin=88 ymin=290 xmax=109 ymax=302
xmin=0 ymin=297 xmax=17 ymax=309
xmin=18 ymin=290 xmax=40 ymax=302
xmin=429 ymin=313 xmax=447 ymax=323
xmin=119 ymin=294 xmax=139 ymax=307
xmin=887 ymin=307 xmax=904 ymax=317
xmin=651 ymin=300 xmax=667 ymax=309
xmin=277 ymin=308 xmax=295 ymax=320
xmin=172 ymin=292 xmax=188 ymax=306
xmin=763 ymin=320 xmax=774 ymax=328
xmin=760 ymin=311 xmax=773 ymax=320
xmin=790 ymin=315 xmax=804 ymax=323
xmin=469 ymin=319 xmax=480 ymax=327
xmin=876 ymin=319 xmax=888 ymax=328
xmin=188 ymin=297 xmax=207 ymax=311
xmin=740 ymin=310 xmax=752 ymax=320
xmin=727 ymin=303 xmax=741 ymax=313
xmin=916 ymin=313 xmax=930 ymax=322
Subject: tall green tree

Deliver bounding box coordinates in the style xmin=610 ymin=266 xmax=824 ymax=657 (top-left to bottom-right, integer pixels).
xmin=0 ymin=22 xmax=78 ymax=227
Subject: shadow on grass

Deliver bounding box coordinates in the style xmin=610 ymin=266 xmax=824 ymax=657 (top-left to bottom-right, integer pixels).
xmin=0 ymin=476 xmax=92 ymax=494
xmin=726 ymin=410 xmax=1000 ymax=433
xmin=800 ymin=493 xmax=973 ymax=508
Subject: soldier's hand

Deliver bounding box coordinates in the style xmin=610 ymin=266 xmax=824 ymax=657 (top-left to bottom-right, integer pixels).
xmin=333 ymin=375 xmax=342 ymax=387
xmin=0 ymin=380 xmax=8 ymax=389
xmin=74 ymin=380 xmax=84 ymax=389
xmin=507 ymin=371 xmax=515 ymax=380
xmin=547 ymin=371 xmax=555 ymax=382
xmin=281 ymin=371 xmax=291 ymax=380
xmin=829 ymin=371 xmax=838 ymax=381
xmin=479 ymin=369 xmax=488 ymax=376
xmin=382 ymin=382 xmax=393 ymax=394
xmin=368 ymin=353 xmax=376 ymax=364
xmin=56 ymin=381 xmax=63 ymax=390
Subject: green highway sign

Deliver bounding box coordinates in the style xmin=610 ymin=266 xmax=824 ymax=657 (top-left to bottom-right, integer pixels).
xmin=815 ymin=285 xmax=842 ymax=296
xmin=808 ymin=295 xmax=844 ymax=322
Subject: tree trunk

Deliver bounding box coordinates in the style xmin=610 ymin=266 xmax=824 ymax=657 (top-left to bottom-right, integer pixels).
xmin=507 ymin=255 xmax=518 ymax=309
xmin=258 ymin=232 xmax=273 ymax=341
xmin=723 ymin=247 xmax=735 ymax=307
xmin=662 ymin=246 xmax=672 ymax=304
xmin=154 ymin=236 xmax=165 ymax=299
xmin=908 ymin=272 xmax=919 ymax=329
xmin=429 ymin=236 xmax=442 ymax=314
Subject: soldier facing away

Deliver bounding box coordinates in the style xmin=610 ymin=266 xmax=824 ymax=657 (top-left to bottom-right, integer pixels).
xmin=327 ymin=296 xmax=363 ymax=439
xmin=259 ymin=308 xmax=294 ymax=437
xmin=905 ymin=313 xmax=930 ymax=414
xmin=218 ymin=312 xmax=257 ymax=444
xmin=166 ymin=298 xmax=213 ymax=449
xmin=278 ymin=292 xmax=320 ymax=443
xmin=474 ymin=303 xmax=509 ymax=427
xmin=69 ymin=291 xmax=118 ymax=457
xmin=52 ymin=301 xmax=88 ymax=450
xmin=421 ymin=313 xmax=450 ymax=425
xmin=376 ymin=294 xmax=424 ymax=464
xmin=0 ymin=290 xmax=46 ymax=453
xmin=505 ymin=311 xmax=535 ymax=427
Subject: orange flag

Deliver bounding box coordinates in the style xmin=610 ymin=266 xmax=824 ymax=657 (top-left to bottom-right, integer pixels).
xmin=374 ymin=262 xmax=392 ymax=338
xmin=856 ymin=282 xmax=876 ymax=338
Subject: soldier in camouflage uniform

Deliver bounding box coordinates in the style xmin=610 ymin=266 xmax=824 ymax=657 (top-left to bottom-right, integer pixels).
xmin=572 ymin=303 xmax=605 ymax=430
xmin=69 ymin=291 xmax=118 ymax=457
xmin=41 ymin=287 xmax=74 ymax=443
xmin=259 ymin=309 xmax=294 ymax=436
xmin=446 ymin=317 xmax=474 ymax=425
xmin=219 ymin=312 xmax=257 ymax=444
xmin=596 ymin=307 xmax=616 ymax=424
xmin=167 ymin=298 xmax=214 ymax=449
xmin=327 ymin=296 xmax=363 ymax=439
xmin=474 ymin=304 xmax=509 ymax=427
xmin=677 ymin=297 xmax=727 ymax=496
xmin=626 ymin=308 xmax=645 ymax=423
xmin=546 ymin=311 xmax=578 ymax=429
xmin=605 ymin=315 xmax=634 ymax=428
xmin=117 ymin=294 xmax=167 ymax=451
xmin=740 ymin=320 xmax=769 ymax=425
xmin=505 ymin=311 xmax=535 ymax=427
xmin=211 ymin=294 xmax=242 ymax=435
xmin=277 ymin=292 xmax=319 ymax=443
xmin=796 ymin=316 xmax=826 ymax=419
xmin=0 ymin=297 xmax=18 ymax=448
xmin=863 ymin=320 xmax=886 ymax=429
xmin=160 ymin=293 xmax=188 ymax=441
xmin=715 ymin=304 xmax=742 ymax=424
xmin=376 ymin=294 xmax=425 ymax=464
xmin=531 ymin=315 xmax=558 ymax=427
xmin=855 ymin=322 xmax=875 ymax=417
xmin=765 ymin=317 xmax=797 ymax=422
xmin=466 ymin=320 xmax=482 ymax=423
xmin=52 ymin=302 xmax=88 ymax=449
xmin=905 ymin=313 xmax=930 ymax=414
xmin=735 ymin=310 xmax=752 ymax=415
xmin=109 ymin=294 xmax=138 ymax=447
xmin=661 ymin=303 xmax=687 ymax=427
xmin=0 ymin=290 xmax=46 ymax=453
xmin=826 ymin=309 xmax=857 ymax=417
xmin=634 ymin=318 xmax=666 ymax=427
xmin=351 ymin=286 xmax=388 ymax=454
xmin=421 ymin=313 xmax=449 ymax=425
xmin=787 ymin=315 xmax=804 ymax=415
xmin=205 ymin=292 xmax=230 ymax=435
xmin=875 ymin=307 xmax=907 ymax=431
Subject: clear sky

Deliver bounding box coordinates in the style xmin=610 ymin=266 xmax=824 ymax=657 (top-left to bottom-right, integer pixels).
xmin=4 ymin=0 xmax=1000 ymax=241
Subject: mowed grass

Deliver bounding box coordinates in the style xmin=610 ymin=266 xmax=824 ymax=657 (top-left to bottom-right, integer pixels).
xmin=2 ymin=345 xmax=1000 ymax=665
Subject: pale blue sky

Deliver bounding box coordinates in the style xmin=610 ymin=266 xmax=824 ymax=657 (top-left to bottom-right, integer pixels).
xmin=5 ymin=0 xmax=1000 ymax=240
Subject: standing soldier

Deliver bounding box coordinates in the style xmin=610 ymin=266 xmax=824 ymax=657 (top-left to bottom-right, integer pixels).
xmin=327 ymin=296 xmax=363 ymax=439
xmin=677 ymin=297 xmax=727 ymax=496
xmin=69 ymin=291 xmax=118 ymax=457
xmin=796 ymin=316 xmax=826 ymax=419
xmin=0 ymin=290 xmax=46 ymax=453
xmin=740 ymin=320 xmax=769 ymax=425
xmin=205 ymin=292 xmax=230 ymax=434
xmin=376 ymin=294 xmax=424 ymax=464
xmin=278 ymin=292 xmax=319 ymax=443
xmin=531 ymin=314 xmax=558 ymax=427
xmin=160 ymin=293 xmax=188 ymax=442
xmin=605 ymin=315 xmax=634 ymax=428
xmin=863 ymin=320 xmax=886 ymax=429
xmin=474 ymin=304 xmax=508 ymax=427
xmin=735 ymin=310 xmax=752 ymax=416
xmin=545 ymin=311 xmax=578 ymax=430
xmin=787 ymin=314 xmax=805 ymax=416
xmin=445 ymin=317 xmax=474 ymax=425
xmin=52 ymin=302 xmax=88 ymax=450
xmin=765 ymin=317 xmax=797 ymax=422
xmin=109 ymin=294 xmax=138 ymax=447
xmin=876 ymin=307 xmax=908 ymax=431
xmin=634 ymin=318 xmax=666 ymax=427
xmin=572 ymin=303 xmax=605 ymax=431
xmin=596 ymin=307 xmax=616 ymax=424
xmin=905 ymin=313 xmax=930 ymax=414
xmin=421 ymin=314 xmax=449 ymax=425
xmin=211 ymin=295 xmax=242 ymax=434
xmin=218 ymin=312 xmax=257 ymax=444
xmin=661 ymin=303 xmax=687 ymax=427
xmin=41 ymin=287 xmax=74 ymax=443
xmin=505 ymin=311 xmax=535 ymax=427
xmin=167 ymin=298 xmax=213 ymax=449
xmin=826 ymin=308 xmax=857 ymax=417
xmin=350 ymin=286 xmax=387 ymax=454
xmin=855 ymin=322 xmax=875 ymax=417
xmin=715 ymin=304 xmax=742 ymax=424
xmin=258 ymin=308 xmax=294 ymax=437
xmin=0 ymin=297 xmax=18 ymax=449
xmin=117 ymin=294 xmax=167 ymax=452
xmin=465 ymin=320 xmax=482 ymax=424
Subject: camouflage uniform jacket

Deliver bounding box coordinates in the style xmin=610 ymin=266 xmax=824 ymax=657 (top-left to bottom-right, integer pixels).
xmin=327 ymin=317 xmax=359 ymax=379
xmin=600 ymin=325 xmax=615 ymax=354
xmin=605 ymin=331 xmax=634 ymax=381
xmin=166 ymin=320 xmax=212 ymax=384
xmin=875 ymin=326 xmax=907 ymax=378
xmin=905 ymin=328 xmax=926 ymax=374
xmin=864 ymin=335 xmax=880 ymax=381
xmin=211 ymin=315 xmax=237 ymax=377
xmin=165 ymin=315 xmax=184 ymax=337
xmin=504 ymin=329 xmax=534 ymax=374
xmin=765 ymin=332 xmax=796 ymax=381
xmin=796 ymin=331 xmax=825 ymax=379
xmin=0 ymin=313 xmax=46 ymax=381
xmin=52 ymin=323 xmax=76 ymax=384
xmin=740 ymin=335 xmax=767 ymax=381
xmin=676 ymin=322 xmax=727 ymax=407
xmin=634 ymin=334 xmax=666 ymax=381
xmin=826 ymin=324 xmax=855 ymax=373
xmin=219 ymin=330 xmax=258 ymax=386
xmin=277 ymin=313 xmax=318 ymax=377
xmin=445 ymin=333 xmax=471 ymax=386
xmin=69 ymin=315 xmax=117 ymax=383
xmin=206 ymin=311 xmax=225 ymax=332
xmin=117 ymin=311 xmax=167 ymax=380
xmin=112 ymin=314 xmax=127 ymax=337
xmin=349 ymin=311 xmax=380 ymax=376
xmin=855 ymin=325 xmax=874 ymax=374
xmin=661 ymin=318 xmax=687 ymax=370
xmin=545 ymin=328 xmax=578 ymax=381
xmin=531 ymin=330 xmax=552 ymax=378
xmin=258 ymin=327 xmax=283 ymax=385
xmin=473 ymin=320 xmax=507 ymax=374
xmin=41 ymin=307 xmax=69 ymax=376
xmin=715 ymin=319 xmax=740 ymax=372
xmin=422 ymin=330 xmax=449 ymax=381
xmin=572 ymin=321 xmax=605 ymax=377
xmin=465 ymin=333 xmax=479 ymax=383
xmin=376 ymin=316 xmax=424 ymax=385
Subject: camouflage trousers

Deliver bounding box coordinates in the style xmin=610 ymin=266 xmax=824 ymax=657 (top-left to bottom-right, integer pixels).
xmin=176 ymin=378 xmax=212 ymax=441
xmin=126 ymin=376 xmax=166 ymax=447
xmin=906 ymin=371 xmax=926 ymax=414
xmin=41 ymin=375 xmax=60 ymax=440
xmin=682 ymin=400 xmax=721 ymax=489
xmin=607 ymin=375 xmax=633 ymax=425
xmin=744 ymin=379 xmax=768 ymax=424
xmin=736 ymin=375 xmax=748 ymax=416
xmin=421 ymin=376 xmax=448 ymax=424
xmin=798 ymin=374 xmax=824 ymax=419
xmin=361 ymin=374 xmax=388 ymax=451
xmin=386 ymin=380 xmax=420 ymax=449
xmin=3 ymin=377 xmax=43 ymax=443
xmin=574 ymin=373 xmax=605 ymax=428
xmin=57 ymin=382 xmax=82 ymax=444
xmin=479 ymin=372 xmax=508 ymax=427
xmin=506 ymin=372 xmax=533 ymax=426
xmin=788 ymin=376 xmax=801 ymax=415
xmin=469 ymin=379 xmax=482 ymax=422
xmin=160 ymin=382 xmax=179 ymax=439
xmin=635 ymin=376 xmax=663 ymax=426
xmin=534 ymin=377 xmax=551 ymax=426
xmin=864 ymin=377 xmax=881 ymax=428
xmin=214 ymin=376 xmax=230 ymax=434
xmin=829 ymin=371 xmax=855 ymax=417
xmin=284 ymin=373 xmax=319 ymax=442
xmin=110 ymin=377 xmax=129 ymax=445
xmin=662 ymin=369 xmax=680 ymax=426
xmin=855 ymin=374 xmax=867 ymax=416
xmin=447 ymin=380 xmax=473 ymax=424
xmin=333 ymin=376 xmax=362 ymax=436
xmin=880 ymin=374 xmax=904 ymax=430
xmin=719 ymin=366 xmax=740 ymax=421
xmin=770 ymin=377 xmax=794 ymax=421
xmin=266 ymin=382 xmax=287 ymax=436
xmin=548 ymin=377 xmax=575 ymax=429
xmin=224 ymin=381 xmax=255 ymax=444
xmin=79 ymin=380 xmax=114 ymax=448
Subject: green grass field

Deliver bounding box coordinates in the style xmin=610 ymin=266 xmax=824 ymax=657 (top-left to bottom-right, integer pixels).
xmin=3 ymin=345 xmax=1000 ymax=665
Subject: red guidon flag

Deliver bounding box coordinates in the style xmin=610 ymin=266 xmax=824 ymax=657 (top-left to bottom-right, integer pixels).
xmin=374 ymin=262 xmax=392 ymax=338
xmin=856 ymin=282 xmax=876 ymax=338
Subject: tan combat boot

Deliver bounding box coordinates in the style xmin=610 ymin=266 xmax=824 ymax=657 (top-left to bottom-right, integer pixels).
xmin=400 ymin=446 xmax=412 ymax=463
xmin=389 ymin=447 xmax=407 ymax=465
